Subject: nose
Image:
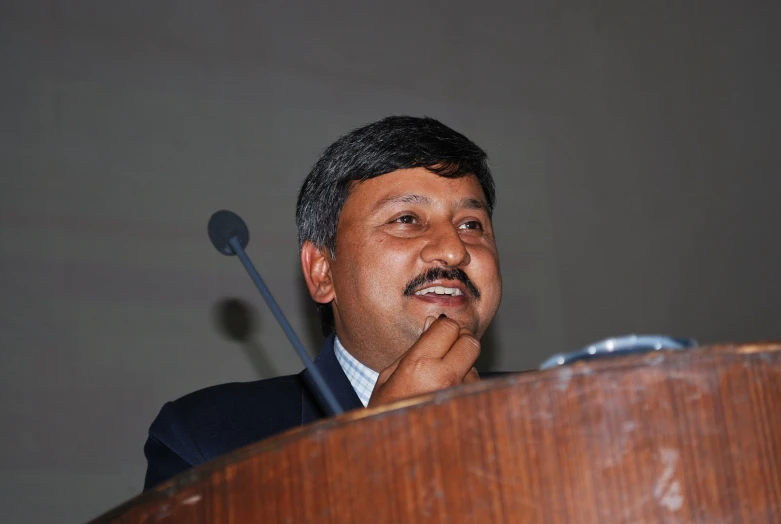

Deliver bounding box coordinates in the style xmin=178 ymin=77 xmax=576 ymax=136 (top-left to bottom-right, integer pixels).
xmin=420 ymin=221 xmax=471 ymax=267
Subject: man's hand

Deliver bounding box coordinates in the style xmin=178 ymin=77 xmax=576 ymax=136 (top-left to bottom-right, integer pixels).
xmin=367 ymin=315 xmax=481 ymax=407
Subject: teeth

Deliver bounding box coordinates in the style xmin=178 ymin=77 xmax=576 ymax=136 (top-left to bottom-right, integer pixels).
xmin=415 ymin=286 xmax=463 ymax=296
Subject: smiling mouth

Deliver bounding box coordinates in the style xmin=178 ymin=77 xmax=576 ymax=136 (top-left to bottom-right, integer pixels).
xmin=409 ymin=281 xmax=470 ymax=308
xmin=414 ymin=286 xmax=464 ymax=297
xmin=402 ymin=268 xmax=481 ymax=300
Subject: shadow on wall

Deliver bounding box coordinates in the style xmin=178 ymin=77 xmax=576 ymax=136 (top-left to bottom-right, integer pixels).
xmin=210 ymin=273 xmax=327 ymax=380
xmin=211 ymin=297 xmax=279 ymax=379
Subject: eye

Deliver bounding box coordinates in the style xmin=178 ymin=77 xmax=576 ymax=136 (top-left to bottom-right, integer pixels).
xmin=458 ymin=220 xmax=483 ymax=231
xmin=393 ymin=215 xmax=418 ymax=225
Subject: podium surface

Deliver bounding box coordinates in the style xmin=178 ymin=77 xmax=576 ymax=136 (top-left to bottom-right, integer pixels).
xmin=92 ymin=342 xmax=781 ymax=523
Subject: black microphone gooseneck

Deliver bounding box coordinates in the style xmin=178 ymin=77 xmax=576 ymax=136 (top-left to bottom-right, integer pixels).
xmin=207 ymin=209 xmax=344 ymax=416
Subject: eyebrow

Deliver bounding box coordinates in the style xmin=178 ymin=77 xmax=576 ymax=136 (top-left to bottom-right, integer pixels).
xmin=373 ymin=194 xmax=488 ymax=212
xmin=457 ymin=197 xmax=489 ymax=212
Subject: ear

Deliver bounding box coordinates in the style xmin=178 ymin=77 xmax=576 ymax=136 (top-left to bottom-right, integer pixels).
xmin=300 ymin=241 xmax=335 ymax=304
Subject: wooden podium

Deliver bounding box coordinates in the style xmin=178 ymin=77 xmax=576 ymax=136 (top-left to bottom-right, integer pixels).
xmin=92 ymin=342 xmax=781 ymax=523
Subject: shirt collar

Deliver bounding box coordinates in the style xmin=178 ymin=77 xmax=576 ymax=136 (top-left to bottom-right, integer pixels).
xmin=333 ymin=336 xmax=379 ymax=407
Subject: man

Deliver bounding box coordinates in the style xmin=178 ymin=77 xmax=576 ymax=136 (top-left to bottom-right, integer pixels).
xmin=142 ymin=115 xmax=503 ymax=491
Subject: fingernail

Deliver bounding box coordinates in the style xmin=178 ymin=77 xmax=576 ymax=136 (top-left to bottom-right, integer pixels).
xmin=424 ymin=316 xmax=435 ymax=331
xmin=439 ymin=313 xmax=447 ymax=319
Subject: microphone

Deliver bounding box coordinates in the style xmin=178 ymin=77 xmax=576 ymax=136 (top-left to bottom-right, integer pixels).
xmin=208 ymin=210 xmax=344 ymax=416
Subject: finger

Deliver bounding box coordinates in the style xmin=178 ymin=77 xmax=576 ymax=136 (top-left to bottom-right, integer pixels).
xmin=441 ymin=332 xmax=481 ymax=378
xmin=376 ymin=351 xmax=405 ymax=386
xmin=375 ymin=315 xmax=435 ymax=388
xmin=408 ymin=314 xmax=462 ymax=360
xmin=463 ymin=366 xmax=480 ymax=384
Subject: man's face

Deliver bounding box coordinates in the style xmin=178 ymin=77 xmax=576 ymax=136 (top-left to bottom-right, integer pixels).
xmin=326 ymin=167 xmax=502 ymax=371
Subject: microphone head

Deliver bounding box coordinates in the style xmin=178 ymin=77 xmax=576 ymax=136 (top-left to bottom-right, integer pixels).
xmin=208 ymin=210 xmax=250 ymax=255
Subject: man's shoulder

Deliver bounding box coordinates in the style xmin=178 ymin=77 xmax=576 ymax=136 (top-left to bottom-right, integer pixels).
xmin=148 ymin=373 xmax=308 ymax=461
xmin=168 ymin=373 xmax=305 ymax=414
xmin=160 ymin=373 xmax=307 ymax=427
xmin=143 ymin=373 xmax=314 ymax=490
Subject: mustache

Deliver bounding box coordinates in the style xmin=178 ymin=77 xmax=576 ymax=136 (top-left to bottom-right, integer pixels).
xmin=402 ymin=267 xmax=481 ymax=299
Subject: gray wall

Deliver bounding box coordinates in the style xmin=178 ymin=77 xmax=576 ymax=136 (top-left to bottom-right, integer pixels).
xmin=1 ymin=1 xmax=780 ymax=522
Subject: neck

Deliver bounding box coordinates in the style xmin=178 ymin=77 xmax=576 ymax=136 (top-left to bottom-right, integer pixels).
xmin=333 ymin=327 xmax=412 ymax=373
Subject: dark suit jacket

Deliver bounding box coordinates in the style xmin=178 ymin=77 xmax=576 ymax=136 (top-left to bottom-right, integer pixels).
xmin=143 ymin=335 xmax=504 ymax=491
xmin=142 ymin=335 xmax=361 ymax=491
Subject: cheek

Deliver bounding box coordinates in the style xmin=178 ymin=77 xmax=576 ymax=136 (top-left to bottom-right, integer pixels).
xmin=366 ymin=240 xmax=419 ymax=292
xmin=350 ymin=249 xmax=399 ymax=293
xmin=471 ymin=248 xmax=500 ymax=281
xmin=472 ymin=254 xmax=502 ymax=304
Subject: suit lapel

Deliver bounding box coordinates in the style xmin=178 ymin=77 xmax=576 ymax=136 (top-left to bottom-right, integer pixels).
xmin=301 ymin=335 xmax=364 ymax=425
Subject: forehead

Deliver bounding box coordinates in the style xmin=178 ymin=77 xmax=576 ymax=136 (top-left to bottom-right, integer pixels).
xmin=343 ymin=167 xmax=487 ymax=213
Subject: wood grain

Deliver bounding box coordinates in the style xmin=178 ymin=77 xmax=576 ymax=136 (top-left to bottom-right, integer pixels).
xmin=92 ymin=343 xmax=781 ymax=523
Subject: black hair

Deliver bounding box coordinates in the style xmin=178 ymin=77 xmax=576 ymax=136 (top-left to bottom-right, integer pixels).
xmin=295 ymin=115 xmax=495 ymax=336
